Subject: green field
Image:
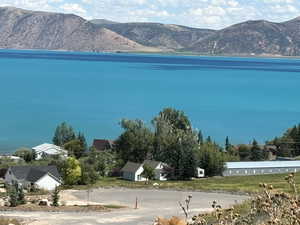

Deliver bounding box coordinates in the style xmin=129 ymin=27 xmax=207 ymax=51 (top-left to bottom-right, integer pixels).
xmin=69 ymin=173 xmax=300 ymax=194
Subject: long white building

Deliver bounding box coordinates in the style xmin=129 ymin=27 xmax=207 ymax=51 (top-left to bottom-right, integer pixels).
xmin=223 ymin=161 xmax=300 ymax=176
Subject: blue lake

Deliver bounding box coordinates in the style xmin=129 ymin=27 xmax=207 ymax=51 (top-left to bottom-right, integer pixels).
xmin=1 ymin=50 xmax=300 ymax=153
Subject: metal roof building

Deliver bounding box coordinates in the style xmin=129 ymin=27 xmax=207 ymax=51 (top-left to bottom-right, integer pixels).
xmin=223 ymin=161 xmax=300 ymax=176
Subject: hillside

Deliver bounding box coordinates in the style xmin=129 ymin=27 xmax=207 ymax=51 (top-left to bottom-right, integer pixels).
xmin=1 ymin=7 xmax=300 ymax=56
xmin=0 ymin=7 xmax=158 ymax=52
xmin=98 ymin=22 xmax=216 ymax=50
xmin=185 ymin=19 xmax=300 ymax=56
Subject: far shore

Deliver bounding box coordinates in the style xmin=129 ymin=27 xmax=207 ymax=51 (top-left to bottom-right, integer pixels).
xmin=1 ymin=47 xmax=300 ymax=60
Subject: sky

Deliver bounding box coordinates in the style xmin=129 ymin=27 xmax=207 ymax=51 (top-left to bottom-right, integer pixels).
xmin=0 ymin=0 xmax=300 ymax=29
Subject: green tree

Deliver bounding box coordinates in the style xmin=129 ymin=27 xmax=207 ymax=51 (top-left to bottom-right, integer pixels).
xmin=250 ymin=139 xmax=266 ymax=161
xmin=14 ymin=148 xmax=34 ymax=162
xmin=17 ymin=186 xmax=26 ymax=205
xmin=62 ymin=157 xmax=82 ymax=185
xmin=53 ymin=122 xmax=76 ymax=146
xmin=52 ymin=186 xmax=60 ymax=207
xmin=8 ymin=185 xmax=18 ymax=207
xmin=115 ymin=119 xmax=154 ymax=163
xmin=225 ymin=136 xmax=230 ymax=152
xmin=64 ymin=139 xmax=85 ymax=159
xmin=141 ymin=164 xmax=155 ymax=184
xmin=198 ymin=130 xmax=203 ymax=145
xmin=197 ymin=142 xmax=225 ymax=177
xmin=152 ymin=108 xmax=198 ymax=180
xmin=238 ymin=144 xmax=252 ymax=161
xmin=154 ymin=108 xmax=192 ymax=131
xmin=77 ymin=132 xmax=87 ymax=152
xmin=79 ymin=160 xmax=99 ymax=185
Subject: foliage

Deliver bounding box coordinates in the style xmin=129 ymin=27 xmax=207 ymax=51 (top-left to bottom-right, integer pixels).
xmin=141 ymin=164 xmax=155 ymax=183
xmin=8 ymin=184 xmax=26 ymax=207
xmin=197 ymin=142 xmax=225 ymax=177
xmin=8 ymin=185 xmax=18 ymax=207
xmin=115 ymin=119 xmax=154 ymax=163
xmin=153 ymin=108 xmax=192 ymax=131
xmin=53 ymin=122 xmax=76 ymax=146
xmin=64 ymin=139 xmax=85 ymax=159
xmin=250 ymin=139 xmax=267 ymax=161
xmin=153 ymin=108 xmax=198 ymax=180
xmin=79 ymin=160 xmax=99 ymax=185
xmin=237 ymin=145 xmax=252 ymax=161
xmin=268 ymin=124 xmax=300 ymax=157
xmin=17 ymin=186 xmax=26 ymax=205
xmin=14 ymin=148 xmax=34 ymax=162
xmin=62 ymin=157 xmax=82 ymax=185
xmin=52 ymin=186 xmax=60 ymax=207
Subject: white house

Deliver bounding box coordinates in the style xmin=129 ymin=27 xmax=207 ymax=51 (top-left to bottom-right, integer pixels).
xmin=32 ymin=143 xmax=68 ymax=160
xmin=5 ymin=165 xmax=62 ymax=191
xmin=121 ymin=160 xmax=167 ymax=182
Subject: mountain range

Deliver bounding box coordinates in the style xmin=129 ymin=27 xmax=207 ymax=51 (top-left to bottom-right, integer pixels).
xmin=1 ymin=6 xmax=300 ymax=56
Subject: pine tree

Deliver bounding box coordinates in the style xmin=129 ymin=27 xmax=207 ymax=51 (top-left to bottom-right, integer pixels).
xmin=53 ymin=122 xmax=76 ymax=146
xmin=52 ymin=186 xmax=60 ymax=207
xmin=225 ymin=136 xmax=230 ymax=151
xmin=77 ymin=132 xmax=87 ymax=152
xmin=198 ymin=130 xmax=203 ymax=145
xmin=9 ymin=185 xmax=18 ymax=207
xmin=206 ymin=136 xmax=212 ymax=143
xmin=17 ymin=186 xmax=26 ymax=205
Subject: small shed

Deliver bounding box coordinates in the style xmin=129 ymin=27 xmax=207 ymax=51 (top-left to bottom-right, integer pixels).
xmin=195 ymin=167 xmax=205 ymax=178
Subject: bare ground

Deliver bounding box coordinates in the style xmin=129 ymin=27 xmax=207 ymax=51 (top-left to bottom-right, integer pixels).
xmin=0 ymin=188 xmax=248 ymax=225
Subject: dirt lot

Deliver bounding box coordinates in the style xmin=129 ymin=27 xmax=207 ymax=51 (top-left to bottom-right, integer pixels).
xmin=0 ymin=188 xmax=248 ymax=225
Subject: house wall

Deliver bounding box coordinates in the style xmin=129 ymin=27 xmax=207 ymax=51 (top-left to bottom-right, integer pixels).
xmin=223 ymin=167 xmax=300 ymax=176
xmin=35 ymin=174 xmax=61 ymax=191
xmin=135 ymin=166 xmax=147 ymax=182
xmin=5 ymin=168 xmax=16 ymax=184
xmin=154 ymin=163 xmax=167 ymax=181
xmin=123 ymin=171 xmax=135 ymax=181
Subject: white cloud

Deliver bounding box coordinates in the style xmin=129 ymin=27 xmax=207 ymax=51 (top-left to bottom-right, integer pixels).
xmin=59 ymin=3 xmax=87 ymax=15
xmin=0 ymin=0 xmax=300 ymax=29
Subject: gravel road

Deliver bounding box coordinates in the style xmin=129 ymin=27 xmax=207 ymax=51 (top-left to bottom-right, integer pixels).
xmin=1 ymin=188 xmax=248 ymax=225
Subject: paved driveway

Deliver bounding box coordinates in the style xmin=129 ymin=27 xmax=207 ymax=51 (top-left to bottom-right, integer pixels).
xmin=1 ymin=188 xmax=248 ymax=225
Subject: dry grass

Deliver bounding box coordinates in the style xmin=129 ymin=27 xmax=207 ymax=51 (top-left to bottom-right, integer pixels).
xmin=0 ymin=204 xmax=110 ymax=212
xmin=0 ymin=217 xmax=21 ymax=225
xmin=156 ymin=173 xmax=300 ymax=225
xmin=69 ymin=173 xmax=300 ymax=194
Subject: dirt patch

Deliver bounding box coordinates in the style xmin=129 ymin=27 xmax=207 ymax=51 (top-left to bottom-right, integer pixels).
xmin=0 ymin=204 xmax=109 ymax=213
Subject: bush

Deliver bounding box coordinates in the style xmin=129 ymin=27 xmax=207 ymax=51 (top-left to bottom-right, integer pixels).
xmin=52 ymin=186 xmax=60 ymax=207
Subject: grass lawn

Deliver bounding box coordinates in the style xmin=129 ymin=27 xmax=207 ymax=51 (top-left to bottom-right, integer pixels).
xmin=69 ymin=172 xmax=300 ymax=194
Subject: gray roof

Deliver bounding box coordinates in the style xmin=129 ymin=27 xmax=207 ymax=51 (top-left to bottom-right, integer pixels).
xmin=121 ymin=162 xmax=142 ymax=173
xmin=226 ymin=161 xmax=300 ymax=169
xmin=143 ymin=160 xmax=161 ymax=169
xmin=9 ymin=165 xmax=61 ymax=182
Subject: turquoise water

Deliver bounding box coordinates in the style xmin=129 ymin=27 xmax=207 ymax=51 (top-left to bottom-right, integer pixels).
xmin=1 ymin=50 xmax=300 ymax=152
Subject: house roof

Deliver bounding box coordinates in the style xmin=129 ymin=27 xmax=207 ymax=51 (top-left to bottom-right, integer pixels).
xmin=93 ymin=139 xmax=115 ymax=151
xmin=226 ymin=161 xmax=300 ymax=169
xmin=9 ymin=165 xmax=61 ymax=183
xmin=32 ymin=143 xmax=67 ymax=155
xmin=121 ymin=162 xmax=142 ymax=173
xmin=143 ymin=160 xmax=161 ymax=169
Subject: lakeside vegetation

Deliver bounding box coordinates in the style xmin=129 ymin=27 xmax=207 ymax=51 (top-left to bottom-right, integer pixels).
xmin=2 ymin=107 xmax=300 ymax=193
xmin=68 ymin=173 xmax=300 ymax=194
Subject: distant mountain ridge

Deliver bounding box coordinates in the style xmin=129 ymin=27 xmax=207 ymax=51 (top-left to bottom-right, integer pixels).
xmin=1 ymin=6 xmax=300 ymax=56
